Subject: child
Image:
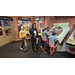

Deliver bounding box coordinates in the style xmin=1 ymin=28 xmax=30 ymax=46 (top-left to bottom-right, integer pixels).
xmin=42 ymin=26 xmax=50 ymax=54
xmin=40 ymin=28 xmax=46 ymax=48
xmin=19 ymin=26 xmax=27 ymax=51
xmin=49 ymin=31 xmax=58 ymax=57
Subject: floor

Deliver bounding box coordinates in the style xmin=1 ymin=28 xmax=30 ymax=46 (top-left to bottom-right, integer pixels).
xmin=0 ymin=40 xmax=75 ymax=58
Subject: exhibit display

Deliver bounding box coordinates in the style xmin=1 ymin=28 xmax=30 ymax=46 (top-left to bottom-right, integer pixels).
xmin=49 ymin=22 xmax=70 ymax=44
xmin=18 ymin=20 xmax=31 ymax=34
xmin=0 ymin=29 xmax=2 ymax=36
xmin=18 ymin=17 xmax=31 ymax=39
xmin=66 ymin=30 xmax=75 ymax=48
xmin=35 ymin=17 xmax=45 ymax=35
xmin=0 ymin=16 xmax=12 ymax=37
xmin=0 ymin=20 xmax=10 ymax=26
xmin=2 ymin=28 xmax=11 ymax=36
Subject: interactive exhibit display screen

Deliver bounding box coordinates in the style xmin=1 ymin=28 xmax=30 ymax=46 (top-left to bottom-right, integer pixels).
xmin=66 ymin=30 xmax=75 ymax=55
xmin=0 ymin=16 xmax=12 ymax=36
xmin=49 ymin=23 xmax=70 ymax=44
xmin=52 ymin=27 xmax=63 ymax=36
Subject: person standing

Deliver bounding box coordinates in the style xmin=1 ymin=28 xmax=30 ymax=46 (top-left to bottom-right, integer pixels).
xmin=29 ymin=23 xmax=40 ymax=54
xmin=40 ymin=28 xmax=47 ymax=48
xmin=19 ymin=26 xmax=27 ymax=51
xmin=42 ymin=26 xmax=50 ymax=54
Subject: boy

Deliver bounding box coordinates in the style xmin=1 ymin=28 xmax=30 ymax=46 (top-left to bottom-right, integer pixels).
xmin=29 ymin=23 xmax=39 ymax=54
xmin=19 ymin=26 xmax=27 ymax=51
xmin=42 ymin=26 xmax=50 ymax=54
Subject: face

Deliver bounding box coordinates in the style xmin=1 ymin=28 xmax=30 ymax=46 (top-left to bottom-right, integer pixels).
xmin=47 ymin=29 xmax=50 ymax=32
xmin=33 ymin=24 xmax=36 ymax=28
xmin=23 ymin=27 xmax=25 ymax=30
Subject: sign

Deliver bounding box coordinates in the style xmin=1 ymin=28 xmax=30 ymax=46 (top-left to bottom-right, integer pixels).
xmin=18 ymin=17 xmax=31 ymax=21
xmin=0 ymin=16 xmax=13 ymax=21
xmin=36 ymin=17 xmax=45 ymax=21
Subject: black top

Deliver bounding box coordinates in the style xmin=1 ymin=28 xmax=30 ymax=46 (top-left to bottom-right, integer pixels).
xmin=29 ymin=28 xmax=38 ymax=38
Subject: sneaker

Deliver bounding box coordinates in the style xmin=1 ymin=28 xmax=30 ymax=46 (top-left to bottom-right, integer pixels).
xmin=26 ymin=49 xmax=28 ymax=52
xmin=40 ymin=46 xmax=42 ymax=48
xmin=43 ymin=51 xmax=47 ymax=54
xmin=50 ymin=56 xmax=53 ymax=58
xmin=20 ymin=46 xmax=23 ymax=51
xmin=36 ymin=51 xmax=41 ymax=55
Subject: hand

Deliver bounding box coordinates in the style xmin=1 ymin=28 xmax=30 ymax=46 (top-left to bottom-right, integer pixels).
xmin=38 ymin=38 xmax=39 ymax=40
xmin=34 ymin=36 xmax=36 ymax=38
xmin=57 ymin=38 xmax=58 ymax=39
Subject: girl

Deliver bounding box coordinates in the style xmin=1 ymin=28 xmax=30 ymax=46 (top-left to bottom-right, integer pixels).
xmin=49 ymin=31 xmax=58 ymax=57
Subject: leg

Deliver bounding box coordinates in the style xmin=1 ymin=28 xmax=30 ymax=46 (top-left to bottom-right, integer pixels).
xmin=50 ymin=48 xmax=54 ymax=56
xmin=50 ymin=47 xmax=52 ymax=55
xmin=51 ymin=48 xmax=54 ymax=55
xmin=31 ymin=38 xmax=35 ymax=51
xmin=21 ymin=38 xmax=24 ymax=49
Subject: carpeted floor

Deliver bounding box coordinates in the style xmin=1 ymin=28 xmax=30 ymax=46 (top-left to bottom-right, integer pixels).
xmin=0 ymin=40 xmax=75 ymax=58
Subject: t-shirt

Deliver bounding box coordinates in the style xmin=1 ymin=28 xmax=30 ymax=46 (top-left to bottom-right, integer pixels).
xmin=43 ymin=30 xmax=49 ymax=41
xmin=49 ymin=35 xmax=56 ymax=45
xmin=34 ymin=31 xmax=37 ymax=36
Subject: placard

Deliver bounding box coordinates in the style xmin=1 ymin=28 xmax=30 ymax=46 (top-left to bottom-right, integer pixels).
xmin=18 ymin=17 xmax=31 ymax=21
xmin=0 ymin=16 xmax=13 ymax=21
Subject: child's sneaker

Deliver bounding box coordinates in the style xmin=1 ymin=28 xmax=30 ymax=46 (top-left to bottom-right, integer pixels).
xmin=50 ymin=56 xmax=53 ymax=58
xmin=43 ymin=51 xmax=47 ymax=54
xmin=48 ymin=55 xmax=53 ymax=58
xmin=20 ymin=46 xmax=23 ymax=51
xmin=40 ymin=46 xmax=42 ymax=48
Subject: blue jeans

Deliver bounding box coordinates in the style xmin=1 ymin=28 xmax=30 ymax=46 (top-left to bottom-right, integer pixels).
xmin=21 ymin=38 xmax=25 ymax=48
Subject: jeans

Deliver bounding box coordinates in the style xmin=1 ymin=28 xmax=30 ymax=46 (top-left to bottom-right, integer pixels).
xmin=21 ymin=38 xmax=25 ymax=48
xmin=31 ymin=37 xmax=38 ymax=51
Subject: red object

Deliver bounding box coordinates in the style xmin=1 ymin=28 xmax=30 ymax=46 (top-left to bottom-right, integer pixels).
xmin=41 ymin=20 xmax=44 ymax=24
xmin=46 ymin=38 xmax=48 ymax=41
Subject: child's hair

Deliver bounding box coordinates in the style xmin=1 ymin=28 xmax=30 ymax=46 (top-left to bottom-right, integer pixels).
xmin=42 ymin=28 xmax=47 ymax=32
xmin=52 ymin=31 xmax=56 ymax=36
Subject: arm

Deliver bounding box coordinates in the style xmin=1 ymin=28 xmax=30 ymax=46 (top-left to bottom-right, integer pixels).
xmin=29 ymin=29 xmax=32 ymax=37
xmin=36 ymin=29 xmax=38 ymax=38
xmin=54 ymin=37 xmax=58 ymax=42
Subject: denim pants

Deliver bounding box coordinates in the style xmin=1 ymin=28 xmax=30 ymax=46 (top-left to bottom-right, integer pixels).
xmin=21 ymin=38 xmax=25 ymax=48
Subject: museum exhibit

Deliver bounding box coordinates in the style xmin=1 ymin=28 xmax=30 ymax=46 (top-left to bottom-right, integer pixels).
xmin=0 ymin=16 xmax=75 ymax=58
